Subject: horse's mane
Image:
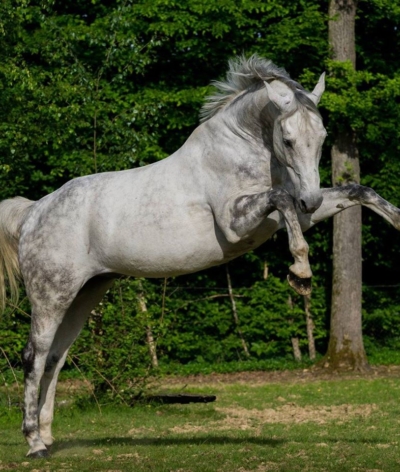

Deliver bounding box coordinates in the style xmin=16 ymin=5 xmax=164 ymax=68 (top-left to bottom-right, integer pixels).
xmin=200 ymin=54 xmax=319 ymax=123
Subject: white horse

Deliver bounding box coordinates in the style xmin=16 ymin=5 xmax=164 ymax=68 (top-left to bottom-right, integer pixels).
xmin=1 ymin=55 xmax=399 ymax=458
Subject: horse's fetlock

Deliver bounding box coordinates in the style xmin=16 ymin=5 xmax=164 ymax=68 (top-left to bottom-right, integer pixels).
xmin=39 ymin=424 xmax=54 ymax=447
xmin=292 ymin=241 xmax=309 ymax=259
xmin=22 ymin=423 xmax=38 ymax=438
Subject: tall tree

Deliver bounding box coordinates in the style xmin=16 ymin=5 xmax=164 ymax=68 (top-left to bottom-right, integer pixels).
xmin=324 ymin=0 xmax=368 ymax=370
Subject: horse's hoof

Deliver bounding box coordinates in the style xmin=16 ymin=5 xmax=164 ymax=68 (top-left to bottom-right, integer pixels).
xmin=287 ymin=271 xmax=312 ymax=296
xmin=27 ymin=448 xmax=49 ymax=459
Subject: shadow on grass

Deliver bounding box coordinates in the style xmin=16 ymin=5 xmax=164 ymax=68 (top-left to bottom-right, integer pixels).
xmin=0 ymin=435 xmax=389 ymax=459
xmin=48 ymin=434 xmax=391 ymax=453
xmin=49 ymin=435 xmax=285 ymax=452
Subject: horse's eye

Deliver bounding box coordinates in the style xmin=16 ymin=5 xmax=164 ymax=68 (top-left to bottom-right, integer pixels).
xmin=283 ymin=139 xmax=292 ymax=148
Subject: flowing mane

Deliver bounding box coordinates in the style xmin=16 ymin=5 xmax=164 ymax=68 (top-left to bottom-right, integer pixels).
xmin=200 ymin=54 xmax=319 ymax=122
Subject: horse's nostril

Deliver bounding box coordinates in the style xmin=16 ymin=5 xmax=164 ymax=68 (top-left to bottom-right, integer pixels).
xmin=300 ymin=199 xmax=307 ymax=212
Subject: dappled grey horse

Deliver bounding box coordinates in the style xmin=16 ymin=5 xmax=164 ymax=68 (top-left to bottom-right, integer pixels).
xmin=1 ymin=55 xmax=400 ymax=458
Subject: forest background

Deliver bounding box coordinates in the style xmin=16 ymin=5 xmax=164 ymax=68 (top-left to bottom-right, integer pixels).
xmin=1 ymin=0 xmax=400 ymax=400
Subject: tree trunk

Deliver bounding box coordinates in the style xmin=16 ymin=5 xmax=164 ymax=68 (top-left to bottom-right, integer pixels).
xmin=287 ymin=295 xmax=302 ymax=362
xmin=226 ymin=265 xmax=250 ymax=357
xmin=303 ymin=295 xmax=316 ymax=361
xmin=291 ymin=337 xmax=302 ymax=362
xmin=263 ymin=261 xmax=269 ymax=280
xmin=324 ymin=0 xmax=369 ymax=371
xmin=328 ymin=0 xmax=356 ymax=65
xmin=137 ymin=284 xmax=159 ymax=368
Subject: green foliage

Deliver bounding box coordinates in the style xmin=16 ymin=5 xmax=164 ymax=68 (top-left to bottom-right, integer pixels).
xmin=55 ymin=268 xmax=327 ymax=400
xmin=68 ymin=280 xmax=153 ymax=402
xmin=152 ymin=272 xmax=327 ymax=365
xmin=362 ymin=286 xmax=400 ymax=353
xmin=1 ymin=0 xmax=400 ymax=398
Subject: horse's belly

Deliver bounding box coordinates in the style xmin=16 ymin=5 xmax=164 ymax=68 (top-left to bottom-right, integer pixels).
xmin=100 ymin=228 xmax=226 ymax=277
xmin=90 ymin=201 xmax=226 ymax=277
xmin=95 ymin=210 xmax=281 ymax=277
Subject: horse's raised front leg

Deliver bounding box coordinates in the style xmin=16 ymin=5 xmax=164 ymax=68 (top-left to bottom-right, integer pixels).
xmin=298 ymin=184 xmax=400 ymax=231
xmin=229 ymin=188 xmax=312 ymax=295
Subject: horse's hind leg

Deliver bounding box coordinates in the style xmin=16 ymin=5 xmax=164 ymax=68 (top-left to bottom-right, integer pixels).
xmin=22 ymin=302 xmax=75 ymax=458
xmin=21 ymin=272 xmax=113 ymax=458
xmin=37 ymin=276 xmax=114 ymax=449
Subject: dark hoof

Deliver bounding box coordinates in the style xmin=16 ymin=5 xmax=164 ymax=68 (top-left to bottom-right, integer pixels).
xmin=287 ymin=271 xmax=312 ymax=296
xmin=27 ymin=448 xmax=49 ymax=459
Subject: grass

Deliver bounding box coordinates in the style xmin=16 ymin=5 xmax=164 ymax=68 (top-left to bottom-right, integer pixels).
xmin=1 ymin=373 xmax=400 ymax=471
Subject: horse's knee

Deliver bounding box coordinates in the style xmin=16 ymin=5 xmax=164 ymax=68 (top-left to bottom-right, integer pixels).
xmin=348 ymin=184 xmax=376 ymax=203
xmin=268 ymin=188 xmax=294 ymax=212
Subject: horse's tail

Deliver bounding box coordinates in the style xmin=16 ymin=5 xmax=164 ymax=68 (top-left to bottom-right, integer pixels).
xmin=0 ymin=197 xmax=35 ymax=313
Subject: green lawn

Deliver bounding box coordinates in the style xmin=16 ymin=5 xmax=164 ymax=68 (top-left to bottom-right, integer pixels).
xmin=1 ymin=374 xmax=400 ymax=471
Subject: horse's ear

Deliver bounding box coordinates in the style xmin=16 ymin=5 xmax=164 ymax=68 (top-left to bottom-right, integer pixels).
xmin=309 ymin=72 xmax=325 ymax=105
xmin=264 ymin=81 xmax=293 ymax=111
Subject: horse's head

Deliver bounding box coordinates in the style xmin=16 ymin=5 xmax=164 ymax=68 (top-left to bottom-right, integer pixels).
xmin=265 ymin=75 xmax=326 ymax=214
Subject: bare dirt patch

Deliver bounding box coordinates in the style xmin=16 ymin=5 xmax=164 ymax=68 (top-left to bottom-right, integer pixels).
xmin=216 ymin=403 xmax=377 ymax=425
xmin=162 ymin=365 xmax=400 ymax=387
xmin=48 ymin=365 xmax=400 ymax=397
xmin=237 ymin=463 xmax=280 ymax=472
xmin=168 ymin=403 xmax=377 ymax=434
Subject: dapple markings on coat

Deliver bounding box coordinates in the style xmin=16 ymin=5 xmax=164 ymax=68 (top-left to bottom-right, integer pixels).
xmin=1 ymin=55 xmax=400 ymax=458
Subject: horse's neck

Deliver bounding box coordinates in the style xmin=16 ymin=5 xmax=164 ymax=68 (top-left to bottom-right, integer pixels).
xmin=190 ymin=118 xmax=273 ymax=199
xmin=270 ymin=153 xmax=290 ymax=188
